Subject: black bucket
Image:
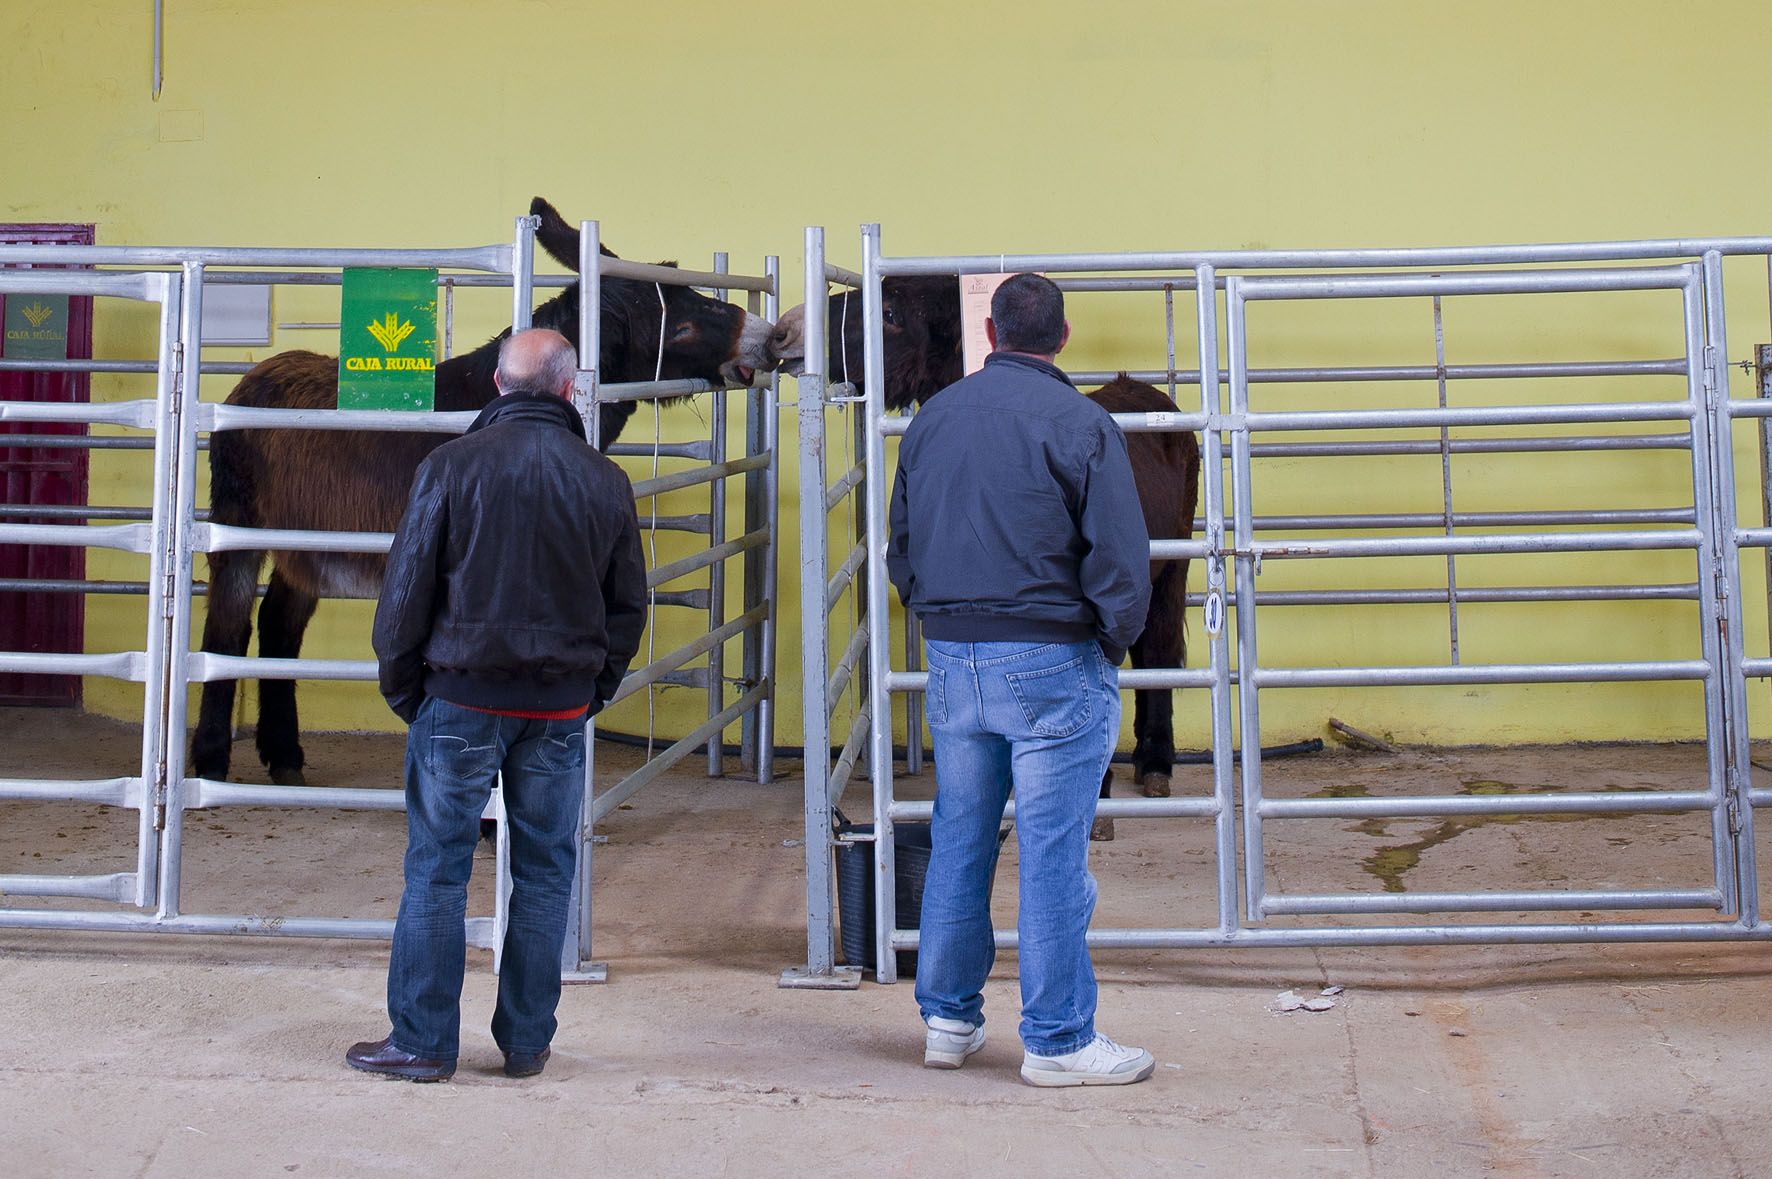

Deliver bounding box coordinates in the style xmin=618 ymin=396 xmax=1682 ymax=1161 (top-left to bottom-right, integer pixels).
xmin=834 ymin=816 xmax=1009 ymax=977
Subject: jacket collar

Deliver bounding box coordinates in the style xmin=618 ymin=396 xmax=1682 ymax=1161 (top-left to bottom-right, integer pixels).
xmin=983 ymin=351 xmax=1076 ymax=389
xmin=467 ymin=392 xmax=588 ymax=440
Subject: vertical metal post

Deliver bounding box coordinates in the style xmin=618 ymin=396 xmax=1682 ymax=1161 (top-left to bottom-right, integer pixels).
xmin=1680 ymin=263 xmax=1740 ymax=916
xmin=442 ymin=277 xmax=455 ymax=359
xmin=1700 ymin=252 xmax=1756 ymax=920
xmin=132 ymin=270 xmax=183 ymax=910
xmin=707 ymin=254 xmax=729 ymax=778
xmin=563 ymin=219 xmax=606 ymax=982
xmin=156 ymin=263 xmax=203 ymax=918
xmin=903 ymin=616 xmax=923 ymax=775
xmin=781 ymin=228 xmax=857 ymax=988
xmin=1165 ymin=283 xmax=1178 ymax=403
xmin=754 ymin=254 xmax=781 ymax=784
xmin=1194 ymin=265 xmax=1240 ymax=934
xmin=1760 ymin=255 xmax=1772 ymax=725
xmin=511 ymin=216 xmax=537 ymax=332
xmin=1433 ymin=294 xmax=1462 ymax=663
xmin=860 ymin=225 xmax=899 ymax=982
xmin=1226 ymin=278 xmax=1268 ymax=918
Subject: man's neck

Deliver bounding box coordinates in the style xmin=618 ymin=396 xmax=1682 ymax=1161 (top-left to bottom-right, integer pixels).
xmin=997 ymin=349 xmax=1060 ymax=365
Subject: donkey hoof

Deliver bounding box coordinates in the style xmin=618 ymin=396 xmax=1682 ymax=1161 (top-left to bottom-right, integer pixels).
xmin=269 ymin=766 xmax=307 ymax=787
xmin=1139 ymin=773 xmax=1172 ymax=799
xmin=1090 ymin=816 xmax=1116 ymax=842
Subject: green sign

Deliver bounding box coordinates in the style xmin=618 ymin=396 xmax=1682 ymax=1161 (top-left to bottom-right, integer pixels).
xmin=3 ymin=294 xmax=69 ymax=360
xmin=338 ymin=267 xmax=437 ymax=410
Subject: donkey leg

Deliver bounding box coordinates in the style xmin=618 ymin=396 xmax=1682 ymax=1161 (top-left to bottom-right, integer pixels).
xmin=1092 ymin=766 xmax=1116 ymax=843
xmin=190 ymin=548 xmax=265 ymax=782
xmin=255 ymin=570 xmax=320 ymax=786
xmin=1092 ymin=667 xmax=1122 ymax=842
xmin=1133 ymin=565 xmax=1186 ymax=798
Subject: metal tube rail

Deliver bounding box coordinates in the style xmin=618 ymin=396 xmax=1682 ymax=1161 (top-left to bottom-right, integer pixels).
xmin=201 ymin=404 xmax=480 ymax=434
xmin=827 ymin=708 xmax=870 ymax=807
xmin=886 ymin=922 xmax=1772 ymax=951
xmin=588 ymin=683 xmax=768 ymax=823
xmin=0 ymin=243 xmax=514 ymax=271
xmin=598 ymin=256 xmax=772 ymax=294
xmin=185 ymin=653 xmax=374 ymax=683
xmin=1243 ymin=265 xmax=1693 ymax=301
xmin=645 ymin=528 xmax=767 ymax=590
xmin=184 ymin=780 xmax=404 ymax=811
xmin=825 ymin=463 xmax=866 ymax=513
xmin=1256 ymin=660 xmax=1710 ymax=688
xmin=0 ymin=523 xmax=152 ymax=552
xmin=872 ymin=237 xmax=1772 ymax=277
xmin=1066 ymin=358 xmax=1689 ymax=388
xmin=0 ymin=359 xmax=256 ymax=376
xmin=827 ymin=619 xmax=870 ymax=706
xmin=597 ymin=376 xmax=768 ymax=403
xmin=826 ymin=540 xmax=867 ymax=612
xmin=0 ymin=874 xmax=136 ymax=902
xmin=0 ymin=399 xmax=157 ymax=427
xmin=889 ymin=796 xmax=1217 ymax=823
xmin=1183 ymin=584 xmax=1700 ymax=608
xmin=629 ymin=452 xmax=770 ymax=500
xmin=0 ymin=651 xmax=147 ymax=680
xmin=1261 ymin=788 xmax=1713 ymax=820
xmin=1245 ymin=527 xmax=1702 ymax=560
xmin=0 ymin=778 xmax=140 ymax=806
xmin=605 ymin=604 xmax=767 ymax=707
xmin=1245 ymin=401 xmax=1695 ymax=433
xmin=1251 ymin=433 xmax=1693 ymax=457
xmin=1262 ymin=889 xmax=1722 ymax=916
xmin=1239 ymin=508 xmax=1695 ymax=531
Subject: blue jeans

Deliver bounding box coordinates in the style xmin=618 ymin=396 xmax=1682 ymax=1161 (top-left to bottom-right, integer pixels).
xmin=914 ymin=639 xmax=1120 ymax=1056
xmin=387 ymin=696 xmax=586 ymax=1061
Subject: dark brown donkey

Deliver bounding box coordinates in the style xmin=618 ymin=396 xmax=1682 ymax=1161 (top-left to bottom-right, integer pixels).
xmin=771 ymin=279 xmax=1201 ymax=840
xmin=189 ymin=197 xmax=774 ymax=785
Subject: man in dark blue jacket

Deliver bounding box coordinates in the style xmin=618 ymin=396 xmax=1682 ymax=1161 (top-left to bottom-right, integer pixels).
xmin=347 ymin=329 xmax=646 ymax=1083
xmin=888 ymin=273 xmax=1156 ymax=1087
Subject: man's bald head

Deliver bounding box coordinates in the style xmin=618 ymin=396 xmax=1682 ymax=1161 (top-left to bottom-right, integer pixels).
xmin=494 ymin=328 xmax=576 ymax=399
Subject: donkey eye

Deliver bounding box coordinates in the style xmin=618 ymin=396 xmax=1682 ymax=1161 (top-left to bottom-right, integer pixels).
xmin=882 ymin=306 xmax=897 ymax=325
xmin=668 ymin=322 xmax=697 ymax=343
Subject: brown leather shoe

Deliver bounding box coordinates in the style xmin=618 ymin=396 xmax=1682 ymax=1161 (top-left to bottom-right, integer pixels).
xmin=346 ymin=1037 xmax=455 ymax=1082
xmin=503 ymin=1047 xmax=550 ymax=1078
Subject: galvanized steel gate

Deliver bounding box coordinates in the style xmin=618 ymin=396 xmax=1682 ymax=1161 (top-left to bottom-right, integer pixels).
xmin=788 ymin=227 xmax=1772 ymax=988
xmin=0 ymin=214 xmax=780 ymax=982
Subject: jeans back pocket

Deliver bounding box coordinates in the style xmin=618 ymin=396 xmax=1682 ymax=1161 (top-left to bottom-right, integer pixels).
xmin=1003 ymin=656 xmax=1093 ymax=738
xmin=923 ymin=665 xmax=949 ymax=727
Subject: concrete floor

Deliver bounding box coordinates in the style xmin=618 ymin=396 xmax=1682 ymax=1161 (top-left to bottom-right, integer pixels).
xmin=2 ymin=708 xmax=1771 ymax=1178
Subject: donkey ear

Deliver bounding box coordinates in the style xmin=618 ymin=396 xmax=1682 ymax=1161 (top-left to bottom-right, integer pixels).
xmin=529 ymin=197 xmax=621 ymax=270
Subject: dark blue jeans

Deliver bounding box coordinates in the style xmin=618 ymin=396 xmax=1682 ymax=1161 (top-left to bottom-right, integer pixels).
xmin=387 ymin=696 xmax=586 ymax=1061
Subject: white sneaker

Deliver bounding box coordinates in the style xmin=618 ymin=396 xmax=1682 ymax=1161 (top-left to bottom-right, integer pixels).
xmin=1021 ymin=1033 xmax=1156 ymax=1087
xmin=924 ymin=1016 xmax=986 ymax=1069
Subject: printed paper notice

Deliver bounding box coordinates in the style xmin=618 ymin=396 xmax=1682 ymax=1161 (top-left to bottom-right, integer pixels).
xmin=959 ymin=273 xmax=1015 ymax=375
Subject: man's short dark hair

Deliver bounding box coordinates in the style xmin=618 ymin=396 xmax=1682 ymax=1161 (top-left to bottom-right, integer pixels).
xmin=990 ymin=273 xmax=1065 ymax=354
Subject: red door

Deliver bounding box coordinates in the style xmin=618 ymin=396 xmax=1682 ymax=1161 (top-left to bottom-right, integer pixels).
xmin=0 ymin=223 xmax=95 ymax=707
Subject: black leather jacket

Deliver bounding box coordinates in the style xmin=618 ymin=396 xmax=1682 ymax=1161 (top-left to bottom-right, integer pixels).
xmin=372 ymin=394 xmax=648 ymax=722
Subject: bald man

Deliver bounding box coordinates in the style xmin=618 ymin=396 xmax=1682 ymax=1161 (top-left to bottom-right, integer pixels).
xmin=350 ymin=328 xmax=647 ymax=1082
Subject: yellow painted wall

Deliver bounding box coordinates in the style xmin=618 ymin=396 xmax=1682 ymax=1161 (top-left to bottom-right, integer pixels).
xmin=6 ymin=1 xmax=1772 ymax=757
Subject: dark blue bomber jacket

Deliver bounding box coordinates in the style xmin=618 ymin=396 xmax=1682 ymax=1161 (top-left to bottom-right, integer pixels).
xmin=886 ymin=352 xmax=1152 ymax=664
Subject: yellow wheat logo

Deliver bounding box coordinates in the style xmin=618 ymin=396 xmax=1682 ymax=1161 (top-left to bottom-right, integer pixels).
xmin=366 ymin=312 xmax=416 ymax=352
xmin=20 ymin=302 xmax=54 ymax=329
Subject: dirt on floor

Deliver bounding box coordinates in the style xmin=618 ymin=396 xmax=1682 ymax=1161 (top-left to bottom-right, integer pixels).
xmin=2 ymin=706 xmax=1771 ymax=1178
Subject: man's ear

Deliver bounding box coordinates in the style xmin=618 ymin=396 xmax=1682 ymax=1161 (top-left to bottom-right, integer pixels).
xmin=985 ymin=318 xmax=998 ymax=350
xmin=1056 ymin=321 xmax=1071 ymax=355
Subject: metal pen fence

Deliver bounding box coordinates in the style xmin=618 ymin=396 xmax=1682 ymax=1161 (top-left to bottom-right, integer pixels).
xmin=790 ymin=226 xmax=1772 ymax=987
xmin=0 ymin=214 xmax=781 ymax=983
